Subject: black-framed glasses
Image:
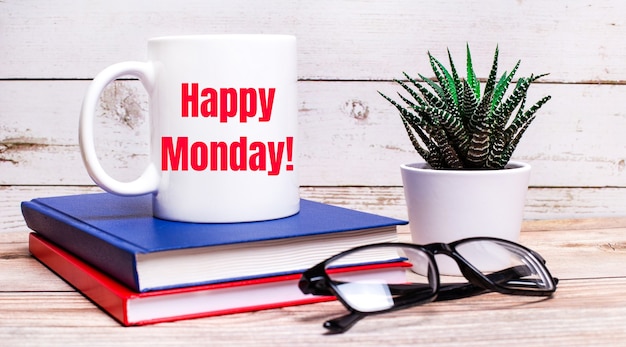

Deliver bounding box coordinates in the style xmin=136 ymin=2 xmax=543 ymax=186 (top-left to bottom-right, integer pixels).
xmin=299 ymin=237 xmax=558 ymax=333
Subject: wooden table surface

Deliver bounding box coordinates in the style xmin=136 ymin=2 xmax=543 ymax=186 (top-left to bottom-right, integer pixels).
xmin=2 ymin=187 xmax=626 ymax=346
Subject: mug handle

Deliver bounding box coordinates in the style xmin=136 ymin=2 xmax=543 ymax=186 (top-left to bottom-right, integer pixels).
xmin=79 ymin=61 xmax=160 ymax=196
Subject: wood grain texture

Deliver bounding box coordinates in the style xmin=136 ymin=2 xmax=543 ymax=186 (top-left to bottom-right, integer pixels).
xmin=1 ymin=0 xmax=626 ymax=82
xmin=1 ymin=280 xmax=625 ymax=346
xmin=3 ymin=186 xmax=626 ymax=233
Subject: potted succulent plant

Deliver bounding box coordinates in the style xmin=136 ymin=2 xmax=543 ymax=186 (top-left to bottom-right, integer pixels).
xmin=380 ymin=45 xmax=551 ymax=269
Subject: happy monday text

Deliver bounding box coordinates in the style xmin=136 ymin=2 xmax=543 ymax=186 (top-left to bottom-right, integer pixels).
xmin=161 ymin=83 xmax=294 ymax=176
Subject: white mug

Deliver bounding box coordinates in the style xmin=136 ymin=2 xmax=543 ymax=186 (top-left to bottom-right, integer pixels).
xmin=79 ymin=35 xmax=299 ymax=223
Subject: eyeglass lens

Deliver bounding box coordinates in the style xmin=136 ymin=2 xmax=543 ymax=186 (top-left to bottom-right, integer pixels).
xmin=324 ymin=245 xmax=438 ymax=313
xmin=454 ymin=239 xmax=555 ymax=292
xmin=323 ymin=239 xmax=554 ymax=315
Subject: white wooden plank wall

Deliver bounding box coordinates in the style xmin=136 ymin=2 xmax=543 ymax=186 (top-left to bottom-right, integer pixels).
xmin=1 ymin=0 xmax=626 ymax=220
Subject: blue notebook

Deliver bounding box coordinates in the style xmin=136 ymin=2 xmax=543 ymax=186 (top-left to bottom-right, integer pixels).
xmin=22 ymin=193 xmax=406 ymax=292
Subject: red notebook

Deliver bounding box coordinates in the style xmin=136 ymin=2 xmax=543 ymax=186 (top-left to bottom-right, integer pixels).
xmin=29 ymin=233 xmax=407 ymax=326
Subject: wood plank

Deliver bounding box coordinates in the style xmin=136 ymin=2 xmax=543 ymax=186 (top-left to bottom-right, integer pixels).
xmin=2 ymin=81 xmax=625 ymax=188
xmin=0 ymin=279 xmax=624 ymax=346
xmin=2 ymin=1 xmax=626 ymax=82
xmin=8 ymin=186 xmax=626 ymax=237
xmin=524 ymin=187 xmax=626 ymax=220
xmin=518 ymin=229 xmax=626 ymax=280
xmin=301 ymin=186 xmax=626 ymax=221
xmin=3 ymin=186 xmax=626 ymax=230
xmin=0 ymin=186 xmax=104 ymax=234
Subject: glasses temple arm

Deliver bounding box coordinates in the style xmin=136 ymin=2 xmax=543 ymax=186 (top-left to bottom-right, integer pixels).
xmin=322 ymin=310 xmax=365 ymax=334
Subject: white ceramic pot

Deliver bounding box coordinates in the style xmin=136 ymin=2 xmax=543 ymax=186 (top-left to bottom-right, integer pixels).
xmin=400 ymin=161 xmax=531 ymax=274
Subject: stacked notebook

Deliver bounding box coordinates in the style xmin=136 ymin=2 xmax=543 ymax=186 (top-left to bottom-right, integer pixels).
xmin=23 ymin=193 xmax=407 ymax=326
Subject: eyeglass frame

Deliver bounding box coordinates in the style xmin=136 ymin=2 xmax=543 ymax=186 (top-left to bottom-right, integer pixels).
xmin=299 ymin=236 xmax=558 ymax=333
